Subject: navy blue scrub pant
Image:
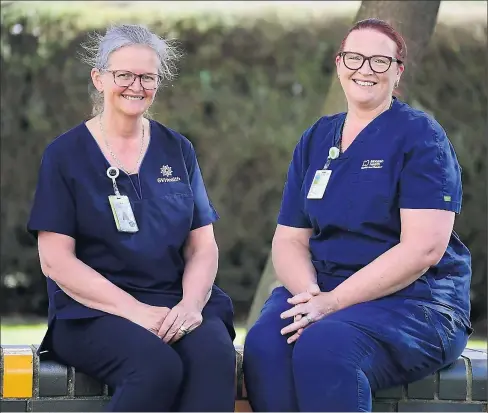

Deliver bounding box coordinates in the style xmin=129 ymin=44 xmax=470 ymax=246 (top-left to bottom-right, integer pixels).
xmin=49 ymin=315 xmax=236 ymax=412
xmin=243 ymin=285 xmax=469 ymax=412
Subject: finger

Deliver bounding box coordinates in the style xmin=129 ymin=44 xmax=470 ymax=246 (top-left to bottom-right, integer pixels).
xmin=185 ymin=318 xmax=202 ymax=333
xmin=287 ymin=292 xmax=313 ymax=305
xmin=287 ymin=331 xmax=302 ymax=344
xmin=169 ymin=317 xmax=200 ymax=344
xmin=157 ymin=309 xmax=178 ymax=338
xmin=280 ymin=316 xmax=309 ymax=335
xmin=163 ymin=315 xmax=185 ymax=343
xmin=169 ymin=329 xmax=186 ymax=344
xmin=280 ymin=304 xmax=306 ymax=320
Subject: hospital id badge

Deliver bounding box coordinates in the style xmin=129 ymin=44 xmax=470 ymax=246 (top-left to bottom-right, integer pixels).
xmin=307 ymin=170 xmax=332 ymax=199
xmin=108 ymin=195 xmax=139 ymax=233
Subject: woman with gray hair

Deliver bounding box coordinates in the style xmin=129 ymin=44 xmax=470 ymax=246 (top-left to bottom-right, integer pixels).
xmin=27 ymin=24 xmax=236 ymax=412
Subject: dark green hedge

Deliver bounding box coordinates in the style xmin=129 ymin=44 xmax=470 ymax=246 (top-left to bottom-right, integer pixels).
xmin=1 ymin=5 xmax=486 ymax=327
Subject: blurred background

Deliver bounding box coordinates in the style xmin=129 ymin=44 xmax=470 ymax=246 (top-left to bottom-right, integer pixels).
xmin=1 ymin=0 xmax=486 ymax=348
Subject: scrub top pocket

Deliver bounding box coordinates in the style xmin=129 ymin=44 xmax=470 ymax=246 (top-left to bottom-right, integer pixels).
xmin=348 ymin=170 xmax=393 ymax=227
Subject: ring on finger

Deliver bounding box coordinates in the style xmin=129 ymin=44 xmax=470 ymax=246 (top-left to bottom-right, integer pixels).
xmin=306 ymin=315 xmax=313 ymax=324
xmin=179 ymin=326 xmax=191 ymax=335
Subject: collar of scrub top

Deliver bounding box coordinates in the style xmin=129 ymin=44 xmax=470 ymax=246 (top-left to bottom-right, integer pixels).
xmin=326 ymin=97 xmax=395 ymax=168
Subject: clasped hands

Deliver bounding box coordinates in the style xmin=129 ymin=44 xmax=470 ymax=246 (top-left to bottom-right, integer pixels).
xmin=280 ymin=284 xmax=340 ymax=344
xmin=137 ymin=300 xmax=203 ymax=345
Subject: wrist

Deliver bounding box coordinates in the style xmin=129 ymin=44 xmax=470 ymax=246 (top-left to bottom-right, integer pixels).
xmin=120 ymin=298 xmax=148 ymax=322
xmin=327 ymin=289 xmax=345 ymax=311
xmin=180 ymin=296 xmax=204 ymax=312
xmin=305 ymin=281 xmax=320 ymax=295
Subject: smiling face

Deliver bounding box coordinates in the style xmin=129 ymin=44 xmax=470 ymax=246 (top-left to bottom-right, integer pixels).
xmin=91 ymin=44 xmax=160 ymax=118
xmin=336 ymin=29 xmax=404 ymax=110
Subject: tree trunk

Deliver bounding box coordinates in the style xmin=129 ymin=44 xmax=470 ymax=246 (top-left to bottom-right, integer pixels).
xmin=246 ymin=1 xmax=441 ymax=330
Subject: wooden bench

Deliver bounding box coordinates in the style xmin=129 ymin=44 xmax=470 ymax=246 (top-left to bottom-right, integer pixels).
xmin=1 ymin=344 xmax=486 ymax=411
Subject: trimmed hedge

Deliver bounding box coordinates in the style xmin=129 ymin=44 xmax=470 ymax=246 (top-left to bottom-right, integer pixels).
xmin=1 ymin=4 xmax=486 ymax=327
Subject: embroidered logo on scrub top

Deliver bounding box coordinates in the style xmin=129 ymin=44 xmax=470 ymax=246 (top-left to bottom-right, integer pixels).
xmin=157 ymin=165 xmax=181 ymax=183
xmin=361 ymin=159 xmax=384 ymax=170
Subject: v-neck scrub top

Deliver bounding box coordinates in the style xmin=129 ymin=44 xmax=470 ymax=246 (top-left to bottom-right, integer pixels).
xmin=27 ymin=120 xmax=235 ymax=345
xmin=278 ymin=98 xmax=472 ymax=330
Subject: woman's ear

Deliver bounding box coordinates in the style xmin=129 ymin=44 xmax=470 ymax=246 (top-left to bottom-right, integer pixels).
xmin=397 ymin=63 xmax=405 ymax=77
xmin=335 ymin=54 xmax=341 ymax=69
xmin=91 ymin=68 xmax=104 ymax=93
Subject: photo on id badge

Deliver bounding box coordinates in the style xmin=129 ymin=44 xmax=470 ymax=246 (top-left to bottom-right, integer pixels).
xmin=108 ymin=195 xmax=139 ymax=233
xmin=307 ymin=170 xmax=332 ymax=199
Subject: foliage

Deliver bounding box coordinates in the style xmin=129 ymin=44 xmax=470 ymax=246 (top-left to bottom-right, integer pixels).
xmin=1 ymin=3 xmax=486 ymax=327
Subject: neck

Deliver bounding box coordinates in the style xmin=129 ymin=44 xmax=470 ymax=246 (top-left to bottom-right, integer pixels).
xmin=346 ymin=97 xmax=392 ymax=124
xmin=100 ymin=108 xmax=144 ymax=140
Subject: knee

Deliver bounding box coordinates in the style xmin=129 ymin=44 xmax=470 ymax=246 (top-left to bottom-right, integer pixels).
xmin=131 ymin=342 xmax=184 ymax=389
xmin=244 ymin=321 xmax=284 ymax=363
xmin=196 ymin=333 xmax=236 ymax=370
xmin=176 ymin=319 xmax=236 ymax=378
xmin=292 ymin=320 xmax=358 ymax=369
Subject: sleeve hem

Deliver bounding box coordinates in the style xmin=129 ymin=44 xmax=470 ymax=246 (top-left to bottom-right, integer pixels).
xmin=190 ymin=212 xmax=219 ymax=231
xmin=277 ymin=214 xmax=312 ymax=229
xmin=399 ymin=198 xmax=461 ymax=213
xmin=27 ymin=224 xmax=76 ymax=240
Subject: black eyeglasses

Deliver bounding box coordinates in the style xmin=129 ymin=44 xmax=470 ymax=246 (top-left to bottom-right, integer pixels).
xmin=105 ymin=70 xmax=162 ymax=90
xmin=338 ymin=52 xmax=402 ymax=74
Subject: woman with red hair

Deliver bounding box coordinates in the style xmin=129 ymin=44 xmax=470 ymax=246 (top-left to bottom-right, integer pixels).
xmin=244 ymin=18 xmax=472 ymax=412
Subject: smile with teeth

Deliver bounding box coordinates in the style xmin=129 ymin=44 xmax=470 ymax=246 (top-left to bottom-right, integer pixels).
xmin=122 ymin=95 xmax=144 ymax=100
xmin=353 ymin=80 xmax=376 ymax=87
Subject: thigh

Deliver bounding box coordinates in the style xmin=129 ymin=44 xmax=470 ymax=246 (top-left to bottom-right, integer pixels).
xmin=249 ymin=286 xmax=295 ymax=336
xmin=301 ymin=298 xmax=452 ymax=389
xmin=244 ymin=287 xmax=300 ymax=412
xmin=172 ymin=317 xmax=236 ymax=370
xmin=171 ymin=317 xmax=236 ymax=412
xmin=50 ymin=315 xmax=180 ymax=388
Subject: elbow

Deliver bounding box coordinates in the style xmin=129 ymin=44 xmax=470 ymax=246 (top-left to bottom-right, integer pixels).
xmin=406 ymin=242 xmax=447 ymax=268
xmin=39 ymin=251 xmax=71 ymax=282
xmin=424 ymin=245 xmax=446 ymax=267
xmin=39 ymin=255 xmax=55 ymax=279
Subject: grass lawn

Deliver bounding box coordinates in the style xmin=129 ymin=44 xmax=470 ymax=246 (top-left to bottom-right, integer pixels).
xmin=1 ymin=323 xmax=486 ymax=350
xmin=0 ymin=323 xmax=246 ymax=346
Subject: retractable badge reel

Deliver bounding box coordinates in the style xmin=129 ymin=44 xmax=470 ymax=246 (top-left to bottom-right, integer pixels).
xmin=307 ymin=146 xmax=340 ymax=200
xmin=106 ymin=166 xmax=139 ymax=233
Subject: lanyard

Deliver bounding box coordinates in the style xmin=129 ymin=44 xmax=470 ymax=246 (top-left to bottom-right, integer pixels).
xmin=322 ymin=117 xmax=345 ymax=170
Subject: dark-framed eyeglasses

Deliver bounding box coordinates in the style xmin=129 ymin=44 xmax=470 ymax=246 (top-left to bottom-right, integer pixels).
xmin=105 ymin=70 xmax=162 ymax=90
xmin=338 ymin=52 xmax=403 ymax=74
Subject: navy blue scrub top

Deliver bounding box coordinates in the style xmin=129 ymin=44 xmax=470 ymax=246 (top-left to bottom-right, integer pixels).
xmin=27 ymin=120 xmax=235 ymax=342
xmin=278 ymin=97 xmax=472 ymax=330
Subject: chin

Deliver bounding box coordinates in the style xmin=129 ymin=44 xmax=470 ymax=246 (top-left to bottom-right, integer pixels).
xmin=118 ymin=104 xmax=148 ymax=117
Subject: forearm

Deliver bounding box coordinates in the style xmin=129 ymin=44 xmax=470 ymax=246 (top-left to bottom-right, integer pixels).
xmin=331 ymin=242 xmax=432 ymax=310
xmin=272 ymin=238 xmax=317 ymax=296
xmin=42 ymin=255 xmax=142 ymax=320
xmin=181 ymin=243 xmax=218 ymax=312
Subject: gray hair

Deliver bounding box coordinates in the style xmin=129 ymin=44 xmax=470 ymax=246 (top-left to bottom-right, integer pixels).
xmin=79 ymin=24 xmax=182 ymax=116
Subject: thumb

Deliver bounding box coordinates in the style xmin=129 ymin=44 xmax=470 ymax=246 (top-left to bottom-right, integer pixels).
xmin=308 ymin=284 xmax=321 ymax=295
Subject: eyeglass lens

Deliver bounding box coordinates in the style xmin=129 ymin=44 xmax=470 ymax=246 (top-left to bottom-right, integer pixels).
xmin=113 ymin=70 xmax=160 ymax=89
xmin=343 ymin=53 xmax=391 ymax=73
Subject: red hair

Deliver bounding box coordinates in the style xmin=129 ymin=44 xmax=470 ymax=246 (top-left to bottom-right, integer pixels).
xmin=338 ymin=18 xmax=407 ymax=63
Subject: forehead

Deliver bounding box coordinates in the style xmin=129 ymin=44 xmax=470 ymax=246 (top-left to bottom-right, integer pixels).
xmin=344 ymin=29 xmax=397 ymax=56
xmin=108 ymin=45 xmax=159 ymax=73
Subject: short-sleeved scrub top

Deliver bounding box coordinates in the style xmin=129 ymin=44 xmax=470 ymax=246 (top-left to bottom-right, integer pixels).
xmin=27 ymin=120 xmax=235 ymax=352
xmin=278 ymin=97 xmax=472 ymax=331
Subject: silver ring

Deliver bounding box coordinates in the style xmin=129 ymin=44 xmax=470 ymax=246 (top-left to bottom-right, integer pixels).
xmin=179 ymin=327 xmax=190 ymax=335
xmin=306 ymin=315 xmax=313 ymax=324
